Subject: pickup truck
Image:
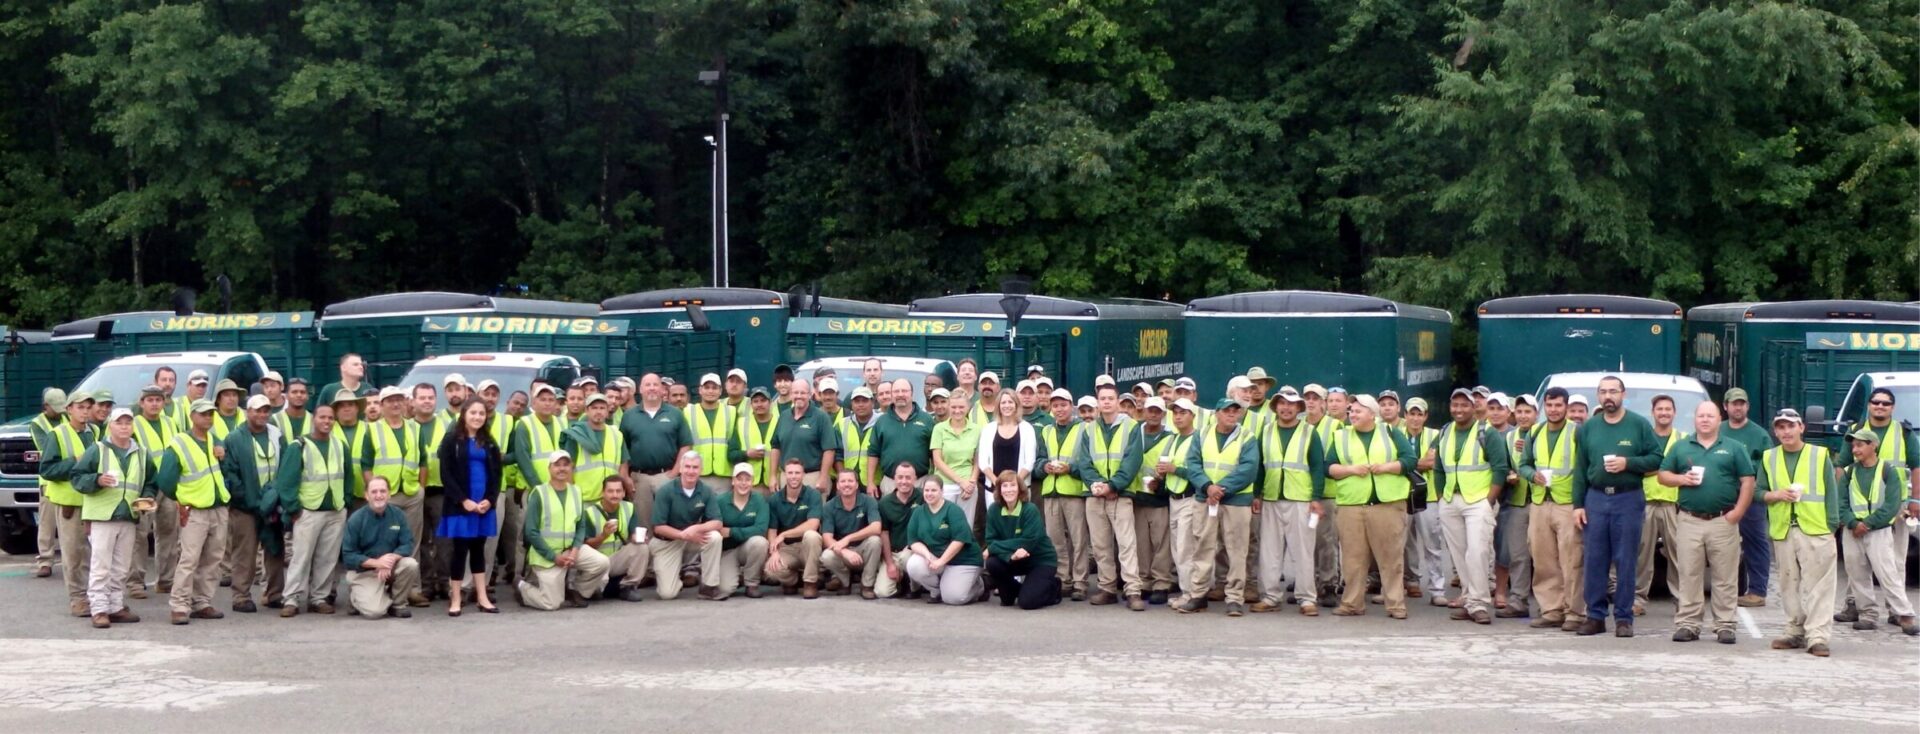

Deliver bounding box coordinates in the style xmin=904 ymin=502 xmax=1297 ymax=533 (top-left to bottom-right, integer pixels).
xmin=0 ymin=351 xmax=270 ymax=554
xmin=397 ymin=352 xmax=582 ymax=412
xmin=1807 ymin=371 xmax=1919 ymax=442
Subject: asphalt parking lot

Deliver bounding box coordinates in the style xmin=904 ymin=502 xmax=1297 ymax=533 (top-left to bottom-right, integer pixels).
xmin=1 ymin=553 xmax=1916 ymax=733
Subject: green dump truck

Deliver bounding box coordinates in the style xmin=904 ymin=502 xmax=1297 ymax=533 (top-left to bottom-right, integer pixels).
xmin=1184 ymin=290 xmax=1453 ymax=407
xmin=906 ymin=294 xmax=1185 ymax=396
xmin=1685 ymin=300 xmax=1920 ymax=424
xmin=318 ymin=292 xmax=598 ymax=388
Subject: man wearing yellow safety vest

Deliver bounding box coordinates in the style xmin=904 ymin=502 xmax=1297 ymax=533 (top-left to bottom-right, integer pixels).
xmin=38 ymin=389 xmax=95 ymax=616
xmin=729 ymin=387 xmax=781 ymax=491
xmin=1432 ymin=388 xmax=1511 ymax=624
xmin=1323 ymin=394 xmax=1414 ymax=620
xmin=330 ymin=388 xmax=369 ymax=509
xmin=1301 ymin=384 xmax=1344 ymax=601
xmin=1251 ymin=387 xmax=1327 ymax=616
xmin=1159 ymin=399 xmax=1201 ymax=598
xmin=1076 ymin=382 xmax=1146 ymax=611
xmin=1655 ymin=401 xmax=1756 ymax=645
xmin=88 ymin=391 xmax=114 ymax=441
xmin=210 ymin=379 xmax=246 ymax=441
xmin=28 ymin=389 xmax=67 ymax=580
xmin=1175 ymin=397 xmax=1262 ymax=616
xmin=838 ymin=386 xmax=877 ymax=491
xmin=519 ymin=451 xmax=612 ymax=610
xmin=1035 ymin=388 xmax=1090 ymax=602
xmin=724 ymin=367 xmax=751 ymax=417
xmin=583 ymin=475 xmax=650 ymax=602
xmin=274 ymin=378 xmax=313 ymax=445
xmin=177 ymin=370 xmax=210 ymax=431
xmin=275 ymin=398 xmax=348 ymax=617
xmin=360 ymin=386 xmax=425 ymax=606
xmin=563 ymin=393 xmax=630 ymax=509
xmin=688 ymin=373 xmax=737 ymax=492
xmin=129 ymin=385 xmax=175 ymax=597
xmin=1403 ymin=399 xmax=1450 ymax=606
xmin=1835 ymin=427 xmax=1919 ymax=635
xmin=1831 ymin=386 xmax=1920 ymax=627
xmin=1521 ymin=387 xmax=1587 ymax=631
xmin=158 ymin=399 xmax=231 ymax=625
xmin=221 ymin=395 xmax=287 ymax=614
xmin=1493 ymin=393 xmax=1532 ymax=619
xmin=1629 ymin=393 xmax=1685 ymax=617
xmin=1756 ymin=409 xmax=1840 ymax=656
xmin=1130 ymin=397 xmax=1179 ymax=606
xmin=73 ymin=407 xmax=154 ymax=628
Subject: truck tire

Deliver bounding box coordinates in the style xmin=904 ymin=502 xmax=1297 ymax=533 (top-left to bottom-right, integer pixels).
xmin=1 ymin=528 xmax=35 ymax=556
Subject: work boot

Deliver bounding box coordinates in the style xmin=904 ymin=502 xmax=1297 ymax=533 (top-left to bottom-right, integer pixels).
xmin=1716 ymin=629 xmax=1737 ymax=644
xmin=1496 ymin=607 xmax=1528 ymax=619
xmin=91 ymin=613 xmax=110 ymax=629
xmin=743 ymin=584 xmax=763 ymax=599
xmin=1632 ymin=604 xmax=1645 ymax=616
xmin=824 ymin=577 xmax=845 ymax=593
xmin=1406 ymin=584 xmax=1423 ymax=598
xmin=232 ymin=598 xmax=258 ymax=614
xmin=1672 ymin=628 xmax=1699 ymax=642
xmin=219 ymin=575 xmax=231 ymax=588
xmin=279 ymin=605 xmax=299 ymax=618
xmin=1450 ymin=608 xmax=1471 ymax=621
xmin=33 ymin=564 xmax=52 ymax=578
xmin=861 ymin=586 xmax=878 ymax=600
xmin=310 ymin=601 xmax=336 ymax=615
xmin=1071 ymin=588 xmax=1087 ymax=602
xmin=407 ymin=591 xmax=431 ymax=608
xmin=265 ymin=597 xmax=285 ymax=609
xmin=387 ymin=606 xmax=412 ymax=619
xmin=155 ymin=582 xmax=171 ymax=594
xmin=108 ymin=608 xmax=140 ymax=624
xmin=696 ymin=585 xmax=728 ymax=601
xmin=682 ymin=570 xmax=703 ymax=590
xmin=1249 ymin=600 xmax=1281 ymax=613
xmin=564 ymin=590 xmax=589 ymax=608
xmin=1834 ymin=601 xmax=1859 ymax=623
xmin=1737 ymin=594 xmax=1765 ymax=608
xmin=170 ymin=611 xmax=190 ymax=625
xmin=1127 ymin=595 xmax=1146 ymax=612
xmin=1298 ymin=602 xmax=1320 ymax=617
xmin=1852 ymin=619 xmax=1878 ymax=631
xmin=1469 ymin=610 xmax=1492 ymax=625
xmin=1562 ymin=618 xmax=1584 ymax=632
xmin=1206 ymin=586 xmax=1226 ymax=602
xmin=1577 ymin=618 xmax=1606 ymax=636
xmin=69 ymin=600 xmax=89 ymax=618
xmin=1088 ymin=591 xmax=1119 ymax=606
xmin=129 ymin=585 xmax=149 ymax=600
xmin=1530 ymin=615 xmax=1563 ymax=629
xmin=1243 ymin=588 xmax=1259 ymax=603
xmin=1175 ymin=597 xmax=1208 ymax=614
xmin=1614 ymin=622 xmax=1633 ymax=638
xmin=621 ymin=587 xmax=647 ymax=602
xmin=1807 ymin=643 xmax=1830 ymax=657
xmin=1225 ymin=602 xmax=1246 ymax=617
xmin=802 ymin=582 xmax=819 ymax=599
xmin=1771 ymin=636 xmax=1806 ymax=650
xmin=782 ymin=584 xmax=799 ymax=596
xmin=1897 ymin=615 xmax=1920 ymax=636
xmin=190 ymin=607 xmax=224 ymax=620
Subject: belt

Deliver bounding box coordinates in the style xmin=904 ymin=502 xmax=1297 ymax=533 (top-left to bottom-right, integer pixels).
xmin=1684 ymin=508 xmax=1729 ymax=520
xmin=1594 ymin=485 xmax=1643 ymax=496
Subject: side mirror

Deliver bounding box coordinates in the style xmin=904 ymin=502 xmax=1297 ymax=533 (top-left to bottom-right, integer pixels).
xmin=1804 ymin=405 xmax=1827 ymax=423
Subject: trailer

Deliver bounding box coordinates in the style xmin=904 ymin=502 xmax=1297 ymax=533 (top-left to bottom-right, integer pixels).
xmin=1684 ymin=300 xmax=1920 ymax=422
xmin=783 ymin=316 xmax=1065 ymax=389
xmin=318 ymin=292 xmax=596 ymax=388
xmin=600 ymin=287 xmax=788 ymax=384
xmin=0 ymin=327 xmax=49 ymax=420
xmin=1184 ymin=290 xmax=1453 ymax=407
xmin=418 ymin=316 xmax=732 ymax=389
xmin=906 ymin=294 xmax=1185 ymax=396
xmin=1475 ymin=294 xmax=1682 ymax=393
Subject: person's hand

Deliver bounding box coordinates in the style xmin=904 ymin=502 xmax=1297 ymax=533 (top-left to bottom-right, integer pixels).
xmin=829 ymin=538 xmax=848 ymax=553
xmin=1206 ymin=485 xmax=1225 ymax=503
xmin=462 ymin=499 xmax=479 ymax=512
xmin=178 ymin=504 xmax=190 ymax=527
xmin=1352 ymin=463 xmax=1373 ymax=477
xmin=377 ymin=566 xmax=391 ymax=583
xmin=1309 ymin=502 xmax=1324 ymax=518
xmin=886 ymin=563 xmax=902 ymax=581
xmin=960 ymin=481 xmax=975 ymax=501
xmin=1603 ymin=456 xmax=1627 ymax=473
xmin=1852 ymin=522 xmax=1868 ymax=538
xmin=1251 ymin=498 xmax=1262 ymax=515
xmin=603 ymin=519 xmax=618 ymax=535
xmin=688 ymin=529 xmax=711 ymax=546
xmin=99 ymin=473 xmax=118 ymax=488
xmin=866 ymin=484 xmax=880 ymax=498
xmin=476 ymin=499 xmax=492 ymax=514
xmin=929 ymin=558 xmax=946 ymax=574
xmin=1011 ymin=548 xmax=1029 ymax=561
xmin=1724 ymin=510 xmax=1743 ymax=525
xmin=1156 ymin=459 xmax=1174 ymax=476
xmin=1372 ymin=462 xmax=1397 ymax=475
xmin=558 ymin=548 xmax=577 ymax=568
xmin=747 ymin=447 xmax=765 ymax=459
xmin=840 ymin=548 xmax=864 ymax=568
xmin=1534 ymin=472 xmax=1549 ymax=486
xmin=767 ymin=550 xmax=785 ymax=573
xmin=212 ymin=445 xmax=226 ymax=461
xmin=1573 ymin=508 xmax=1588 ymax=529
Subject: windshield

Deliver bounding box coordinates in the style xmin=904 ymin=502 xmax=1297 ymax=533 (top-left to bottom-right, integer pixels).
xmin=1843 ymin=384 xmax=1920 ymax=426
xmin=1539 ymin=383 xmax=1708 ymax=426
xmin=74 ymin=360 xmax=233 ymax=407
xmin=399 ymin=364 xmax=569 ymax=412
xmin=793 ymin=366 xmax=955 ymax=411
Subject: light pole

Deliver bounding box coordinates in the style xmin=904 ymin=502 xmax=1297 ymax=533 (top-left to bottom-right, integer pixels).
xmin=705 ymin=135 xmax=718 ymax=287
xmin=699 ymin=66 xmax=730 ymax=288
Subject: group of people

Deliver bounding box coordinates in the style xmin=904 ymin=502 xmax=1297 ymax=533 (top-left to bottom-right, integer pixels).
xmin=27 ymin=354 xmax=1919 ymax=657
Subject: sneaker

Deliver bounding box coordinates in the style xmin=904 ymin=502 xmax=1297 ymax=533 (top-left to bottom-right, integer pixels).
xmin=1807 ymin=643 xmax=1830 ymax=657
xmin=1175 ymin=598 xmax=1208 ymax=614
xmin=621 ymin=587 xmax=647 ymax=602
xmin=1225 ymin=602 xmax=1246 ymax=617
xmin=1614 ymin=622 xmax=1633 ymax=638
xmin=1737 ymin=594 xmax=1765 ymax=608
xmin=1672 ymin=628 xmax=1699 ymax=642
xmin=1429 ymin=595 xmax=1450 ymax=608
xmin=1298 ymin=602 xmax=1320 ymax=617
xmin=1716 ymin=629 xmax=1737 ymax=644
xmin=1771 ymin=636 xmax=1806 ymax=650
xmin=1577 ymin=618 xmax=1606 ymax=636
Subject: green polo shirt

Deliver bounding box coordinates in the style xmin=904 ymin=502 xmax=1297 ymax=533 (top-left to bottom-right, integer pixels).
xmin=869 ymin=407 xmax=936 ymax=477
xmin=1659 ymin=435 xmax=1756 ymax=514
xmin=715 ymin=490 xmax=770 ymax=550
xmin=877 ymin=490 xmax=921 ymax=552
xmin=765 ymin=485 xmax=823 ymax=533
xmin=651 ymin=481 xmax=718 ymax=530
xmin=772 ymin=405 xmax=841 ymax=472
xmin=984 ymin=500 xmax=1056 ymax=567
xmin=905 ymin=501 xmax=981 ymax=566
xmin=1571 ymin=410 xmax=1664 ymax=507
xmin=1721 ymin=420 xmax=1773 ymax=461
xmin=820 ymin=492 xmax=881 ymax=539
xmin=620 ymin=404 xmax=694 ymax=473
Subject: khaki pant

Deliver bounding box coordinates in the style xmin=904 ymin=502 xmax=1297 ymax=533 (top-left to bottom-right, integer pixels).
xmin=520 ymin=546 xmax=610 ymax=610
xmin=53 ymin=503 xmax=90 ymax=605
xmin=1168 ymin=496 xmax=1195 ymax=583
xmin=821 ymin=536 xmax=884 ymax=589
xmin=875 ymin=547 xmax=916 ymax=598
xmin=605 ymin=543 xmax=651 ymax=587
xmin=1528 ymin=502 xmax=1584 ymax=620
xmin=1842 ymin=526 xmax=1916 ymax=622
xmin=718 ymin=536 xmax=769 ymax=591
xmin=1672 ymin=512 xmax=1740 ymax=633
xmin=1132 ymin=504 xmax=1174 ymax=593
xmin=628 ymin=469 xmax=674 ymax=537
xmin=1087 ymin=495 xmax=1142 ymax=597
xmin=1173 ymin=497 xmax=1209 ymax=601
xmin=1438 ymin=496 xmax=1496 ymax=613
xmin=1314 ymin=498 xmax=1341 ymax=593
xmin=1635 ymin=501 xmax=1681 ymax=610
xmin=1257 ymin=500 xmax=1317 ymax=606
xmin=129 ymin=495 xmax=179 ymax=589
xmin=1042 ymin=495 xmax=1090 ymax=594
xmin=1497 ymin=503 xmax=1532 ymax=613
xmin=1184 ymin=503 xmax=1252 ymax=600
xmin=226 ymin=511 xmax=285 ymax=604
xmin=1336 ymin=502 xmax=1407 ymax=614
xmin=170 ymin=506 xmax=228 ymax=614
xmin=86 ymin=520 xmax=135 ymax=615
xmin=764 ymin=530 xmax=823 ymax=586
xmin=35 ymin=495 xmax=57 ymax=568
xmin=285 ymin=509 xmax=345 ymax=608
xmin=347 ymin=557 xmax=422 ymax=617
xmin=905 ymin=554 xmax=982 ymax=605
xmin=1412 ymin=504 xmax=1451 ymax=595
xmin=1775 ymin=527 xmax=1837 ymax=645
xmin=649 ymin=537 xmax=722 ymax=599
xmin=390 ymin=491 xmax=425 ymax=569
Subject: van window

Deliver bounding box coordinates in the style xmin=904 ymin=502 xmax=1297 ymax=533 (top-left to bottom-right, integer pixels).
xmin=223 ymin=358 xmax=264 ymax=394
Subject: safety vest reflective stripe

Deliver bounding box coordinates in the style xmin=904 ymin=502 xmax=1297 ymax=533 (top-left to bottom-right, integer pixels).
xmin=1644 ymin=430 xmax=1686 ymax=501
xmin=168 ymin=433 xmax=230 ymax=508
xmin=1200 ymin=428 xmax=1248 ymax=490
xmin=81 ymin=444 xmax=146 ymax=521
xmin=1849 ymin=462 xmax=1892 ymax=516
xmin=1040 ymin=424 xmax=1087 ymax=496
xmin=1852 ymin=422 xmax=1910 ymax=470
xmin=1129 ymin=431 xmax=1172 ymax=494
xmin=690 ymin=405 xmax=731 ymax=476
xmin=44 ymin=424 xmax=88 ymax=506
xmin=586 ymin=501 xmax=634 ymax=555
xmin=526 ymin=417 xmax=561 ymax=486
xmin=1333 ymin=427 xmax=1409 ymax=505
xmin=1260 ymin=423 xmax=1313 ymax=502
xmin=573 ymin=425 xmax=624 ymax=504
xmin=273 ymin=412 xmax=310 ymax=445
xmin=133 ymin=417 xmax=171 ymax=469
xmin=421 ymin=416 xmax=449 ymax=486
xmin=298 ymin=437 xmax=346 ymax=511
xmin=251 ymin=433 xmax=280 ymax=482
xmin=1164 ymin=432 xmax=1194 ymax=495
xmin=493 ymin=414 xmax=524 ymax=489
xmin=740 ymin=413 xmax=780 ymax=485
xmin=335 ymin=423 xmax=366 ymax=497
xmin=1440 ymin=423 xmax=1492 ymax=502
xmin=1527 ymin=423 xmax=1577 ymax=504
xmin=528 ymin=483 xmax=583 ymax=569
xmin=1087 ymin=418 xmax=1133 ymax=476
xmin=1765 ymin=445 xmax=1831 ymax=539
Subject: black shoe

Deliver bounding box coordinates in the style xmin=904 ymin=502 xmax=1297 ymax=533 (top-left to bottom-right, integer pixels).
xmin=1225 ymin=602 xmax=1246 ymax=617
xmin=1672 ymin=628 xmax=1699 ymax=642
xmin=1834 ymin=602 xmax=1859 ymax=623
xmin=1716 ymin=629 xmax=1736 ymax=645
xmin=387 ymin=607 xmax=412 ymax=619
xmin=1576 ymin=618 xmax=1605 ymax=636
xmin=1147 ymin=590 xmax=1168 ymax=605
xmin=1175 ymin=597 xmax=1208 ymax=614
xmin=1614 ymin=622 xmax=1633 ymax=638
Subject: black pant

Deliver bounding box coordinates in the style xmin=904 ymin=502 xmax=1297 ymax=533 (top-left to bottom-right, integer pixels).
xmin=448 ymin=537 xmax=488 ymax=581
xmin=986 ymin=555 xmax=1061 ymax=610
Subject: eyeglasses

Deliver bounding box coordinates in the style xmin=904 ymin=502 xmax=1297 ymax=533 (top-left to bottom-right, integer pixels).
xmin=1869 ymin=399 xmax=1894 ymax=407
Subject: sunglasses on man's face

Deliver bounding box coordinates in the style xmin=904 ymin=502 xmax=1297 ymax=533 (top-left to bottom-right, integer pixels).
xmin=1869 ymin=399 xmax=1894 ymax=407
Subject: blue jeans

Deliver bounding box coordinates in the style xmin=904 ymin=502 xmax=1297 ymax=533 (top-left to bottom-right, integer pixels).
xmin=1582 ymin=488 xmax=1645 ymax=622
xmin=1736 ymin=506 xmax=1770 ymax=598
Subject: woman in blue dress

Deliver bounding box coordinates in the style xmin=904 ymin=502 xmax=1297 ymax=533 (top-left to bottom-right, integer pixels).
xmin=437 ymin=399 xmax=502 ymax=615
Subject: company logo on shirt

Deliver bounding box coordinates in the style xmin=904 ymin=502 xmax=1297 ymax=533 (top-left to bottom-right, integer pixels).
xmin=939 ymin=522 xmax=949 ymax=529
xmin=1616 ymin=440 xmax=1632 ymax=447
xmin=389 ymin=524 xmax=402 ymax=531
xmin=800 ymin=423 xmax=813 ymax=430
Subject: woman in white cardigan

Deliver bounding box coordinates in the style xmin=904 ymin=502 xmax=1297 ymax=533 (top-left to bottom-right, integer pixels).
xmin=975 ymin=391 xmax=1036 ymax=511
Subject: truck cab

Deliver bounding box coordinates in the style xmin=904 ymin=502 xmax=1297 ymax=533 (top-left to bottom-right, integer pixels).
xmin=397 ymin=353 xmax=582 ymax=412
xmin=1809 ymin=371 xmax=1920 ymax=441
xmin=0 ymin=351 xmax=270 ymax=554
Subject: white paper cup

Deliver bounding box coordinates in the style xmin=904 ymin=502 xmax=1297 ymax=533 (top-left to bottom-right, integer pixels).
xmin=1786 ymin=483 xmax=1805 ymax=500
xmin=1687 ymin=466 xmax=1705 ymax=483
xmin=637 ymin=527 xmax=650 ymax=543
xmin=1307 ymin=513 xmax=1320 ymax=530
xmin=1538 ymin=469 xmax=1553 ymax=485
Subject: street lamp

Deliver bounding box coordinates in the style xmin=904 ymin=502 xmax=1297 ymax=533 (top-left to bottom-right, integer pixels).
xmin=699 ymin=68 xmax=730 ymax=288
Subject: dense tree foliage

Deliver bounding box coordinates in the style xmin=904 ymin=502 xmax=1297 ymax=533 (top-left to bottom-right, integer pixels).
xmin=0 ymin=0 xmax=1912 ymax=328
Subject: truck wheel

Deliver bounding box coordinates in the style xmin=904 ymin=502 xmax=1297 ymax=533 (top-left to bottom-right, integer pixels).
xmin=0 ymin=529 xmax=35 ymax=556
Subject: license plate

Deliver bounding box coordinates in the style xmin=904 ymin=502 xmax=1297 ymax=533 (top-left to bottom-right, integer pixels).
xmin=23 ymin=450 xmax=40 ymax=462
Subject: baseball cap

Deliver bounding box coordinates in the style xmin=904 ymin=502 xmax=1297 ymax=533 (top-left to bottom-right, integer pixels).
xmin=1724 ymin=387 xmax=1750 ymax=404
xmin=979 ymin=371 xmax=1000 ymax=385
xmin=190 ymin=399 xmax=217 ymax=413
xmin=245 ymin=394 xmax=273 ymax=411
xmin=1017 ymin=379 xmax=1035 ymax=392
xmin=1378 ymin=389 xmax=1400 ymax=402
xmin=1144 ymin=397 xmax=1166 ymax=412
xmin=1215 ymin=397 xmax=1247 ymax=411
xmin=531 ymin=383 xmax=558 ymax=398
xmin=1471 ymin=385 xmax=1491 ymax=397
xmin=1076 ymin=396 xmax=1097 ymax=409
xmin=91 ymin=389 xmax=116 ymax=405
xmin=108 ymin=407 xmax=134 ymax=423
xmin=214 ymin=379 xmax=244 ymax=396
xmin=1158 ymin=378 xmax=1176 ymax=388
xmin=1035 ymin=376 xmax=1055 ymax=389
xmin=546 ymin=450 xmax=573 ymax=464
xmin=378 ymin=386 xmax=407 ymax=402
xmin=732 ymin=462 xmax=755 ymax=477
xmin=851 ymin=386 xmax=874 ymax=401
xmin=1302 ymin=383 xmax=1327 ymax=398
xmin=1049 ymin=388 xmax=1073 ymax=403
xmin=817 ymin=377 xmax=840 ymax=394
xmin=1174 ymin=377 xmax=1197 ymax=391
xmin=1226 ymin=375 xmax=1253 ymax=392
xmin=585 ymin=392 xmax=610 ymax=406
xmin=699 ymin=373 xmax=722 ymax=387
xmin=70 ymin=391 xmax=95 ymax=405
xmin=578 ymin=374 xmax=600 ymax=386
xmin=261 ymin=370 xmax=284 ymax=385
xmin=748 ymin=387 xmax=771 ymax=400
xmin=1569 ymin=394 xmax=1590 ymax=407
xmin=476 ymin=379 xmax=500 ymax=393
xmin=1487 ymin=392 xmax=1511 ymax=409
xmin=1351 ymin=394 xmax=1381 ymax=416
xmin=328 ymin=387 xmax=364 ymax=405
xmin=42 ymin=387 xmax=69 ymax=410
xmin=1094 ymin=375 xmax=1117 ymax=388
xmin=612 ymin=376 xmax=636 ymax=390
xmin=1172 ymin=398 xmax=1198 ymax=414
xmin=443 ymin=373 xmax=468 ymax=388
xmin=726 ymin=368 xmax=748 ymax=383
xmin=1026 ymin=364 xmax=1045 ymax=375
xmin=1772 ymin=408 xmax=1802 ymax=426
xmin=1119 ymin=394 xmax=1136 ymax=405
xmin=1450 ymin=387 xmax=1474 ymax=400
xmin=1274 ymin=387 xmax=1305 ymax=405
xmin=187 ymin=370 xmax=211 ymax=385
xmin=1132 ymin=382 xmax=1152 ymax=394
xmin=1406 ymin=397 xmax=1429 ymax=413
xmin=1512 ymin=393 xmax=1536 ymax=408
xmin=1847 ymin=427 xmax=1881 ymax=443
xmin=929 ymin=388 xmax=951 ymax=400
xmin=140 ymin=384 xmax=167 ymax=398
